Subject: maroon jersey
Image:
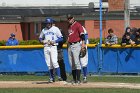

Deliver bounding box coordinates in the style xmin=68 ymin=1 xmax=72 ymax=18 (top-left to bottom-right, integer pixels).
xmin=68 ymin=21 xmax=84 ymax=43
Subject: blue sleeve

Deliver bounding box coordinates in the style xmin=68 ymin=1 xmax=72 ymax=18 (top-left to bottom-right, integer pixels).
xmin=55 ymin=37 xmax=63 ymax=43
xmin=85 ymin=34 xmax=88 ymax=42
xmin=39 ymin=38 xmax=43 ymax=42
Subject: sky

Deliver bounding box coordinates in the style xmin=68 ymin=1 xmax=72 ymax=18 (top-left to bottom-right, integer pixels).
xmin=0 ymin=0 xmax=140 ymax=7
xmin=0 ymin=0 xmax=99 ymax=6
xmin=130 ymin=0 xmax=140 ymax=7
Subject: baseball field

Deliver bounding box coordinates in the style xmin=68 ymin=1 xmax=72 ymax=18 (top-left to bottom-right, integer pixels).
xmin=0 ymin=75 xmax=139 ymax=93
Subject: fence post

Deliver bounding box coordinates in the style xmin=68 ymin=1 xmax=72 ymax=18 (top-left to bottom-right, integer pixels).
xmin=98 ymin=0 xmax=103 ymax=75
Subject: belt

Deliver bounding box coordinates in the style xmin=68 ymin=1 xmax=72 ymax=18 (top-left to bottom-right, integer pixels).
xmin=69 ymin=41 xmax=80 ymax=45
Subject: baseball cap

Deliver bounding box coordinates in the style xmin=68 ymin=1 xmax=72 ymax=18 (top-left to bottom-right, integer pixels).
xmin=10 ymin=33 xmax=15 ymax=37
xmin=50 ymin=18 xmax=56 ymax=23
xmin=67 ymin=14 xmax=74 ymax=20
xmin=45 ymin=18 xmax=54 ymax=24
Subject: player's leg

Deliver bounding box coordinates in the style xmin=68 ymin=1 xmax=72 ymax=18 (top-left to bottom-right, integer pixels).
xmin=58 ymin=59 xmax=67 ymax=81
xmin=51 ymin=46 xmax=62 ymax=80
xmin=68 ymin=45 xmax=77 ymax=84
xmin=58 ymin=49 xmax=67 ymax=81
xmin=71 ymin=43 xmax=82 ymax=84
xmin=54 ymin=49 xmax=67 ymax=82
xmin=44 ymin=47 xmax=54 ymax=82
xmin=49 ymin=68 xmax=55 ymax=82
xmin=80 ymin=56 xmax=88 ymax=83
xmin=80 ymin=46 xmax=88 ymax=83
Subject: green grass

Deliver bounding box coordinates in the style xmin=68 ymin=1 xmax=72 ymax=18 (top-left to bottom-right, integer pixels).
xmin=0 ymin=75 xmax=140 ymax=83
xmin=88 ymin=75 xmax=140 ymax=83
xmin=0 ymin=75 xmax=48 ymax=81
xmin=0 ymin=88 xmax=139 ymax=93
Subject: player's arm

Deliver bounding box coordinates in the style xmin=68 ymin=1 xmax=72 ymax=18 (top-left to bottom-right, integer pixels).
xmin=50 ymin=28 xmax=63 ymax=45
xmin=39 ymin=31 xmax=46 ymax=44
xmin=50 ymin=36 xmax=63 ymax=45
xmin=55 ymin=28 xmax=64 ymax=43
xmin=80 ymin=33 xmax=86 ymax=48
xmin=39 ymin=38 xmax=43 ymax=43
xmin=39 ymin=30 xmax=43 ymax=42
xmin=78 ymin=24 xmax=86 ymax=48
xmin=55 ymin=37 xmax=63 ymax=43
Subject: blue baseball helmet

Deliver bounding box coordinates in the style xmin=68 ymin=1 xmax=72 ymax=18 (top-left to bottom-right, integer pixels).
xmin=45 ymin=18 xmax=54 ymax=24
xmin=10 ymin=33 xmax=15 ymax=37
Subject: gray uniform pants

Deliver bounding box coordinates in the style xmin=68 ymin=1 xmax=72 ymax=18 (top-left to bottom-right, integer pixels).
xmin=68 ymin=42 xmax=81 ymax=70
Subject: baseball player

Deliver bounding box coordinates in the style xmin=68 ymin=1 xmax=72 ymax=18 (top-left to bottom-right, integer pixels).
xmin=39 ymin=18 xmax=63 ymax=83
xmin=80 ymin=26 xmax=89 ymax=83
xmin=67 ymin=14 xmax=86 ymax=85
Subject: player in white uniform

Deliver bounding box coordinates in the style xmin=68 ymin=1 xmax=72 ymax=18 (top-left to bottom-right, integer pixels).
xmin=80 ymin=26 xmax=89 ymax=83
xmin=39 ymin=18 xmax=63 ymax=83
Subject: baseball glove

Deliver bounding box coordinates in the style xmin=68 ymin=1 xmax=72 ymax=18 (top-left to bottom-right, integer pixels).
xmin=79 ymin=47 xmax=87 ymax=58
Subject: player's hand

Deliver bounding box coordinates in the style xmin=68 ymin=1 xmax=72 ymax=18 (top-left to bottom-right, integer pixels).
xmin=42 ymin=40 xmax=48 ymax=44
xmin=81 ymin=43 xmax=86 ymax=49
xmin=81 ymin=40 xmax=86 ymax=48
xmin=43 ymin=40 xmax=51 ymax=45
xmin=49 ymin=41 xmax=55 ymax=45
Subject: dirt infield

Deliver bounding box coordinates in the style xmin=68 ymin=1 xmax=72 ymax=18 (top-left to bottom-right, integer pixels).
xmin=0 ymin=81 xmax=140 ymax=89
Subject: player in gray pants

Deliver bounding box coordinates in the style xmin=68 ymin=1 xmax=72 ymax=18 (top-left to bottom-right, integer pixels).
xmin=67 ymin=14 xmax=86 ymax=84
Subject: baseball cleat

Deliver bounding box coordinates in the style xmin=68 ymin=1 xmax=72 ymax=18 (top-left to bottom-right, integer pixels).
xmin=76 ymin=81 xmax=81 ymax=85
xmin=83 ymin=77 xmax=87 ymax=83
xmin=48 ymin=78 xmax=55 ymax=83
xmin=71 ymin=80 xmax=77 ymax=85
xmin=58 ymin=77 xmax=63 ymax=81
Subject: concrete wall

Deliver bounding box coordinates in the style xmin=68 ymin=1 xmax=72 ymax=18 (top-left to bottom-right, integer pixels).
xmin=1 ymin=19 xmax=140 ymax=41
xmin=0 ymin=23 xmax=23 ymax=41
xmin=108 ymin=0 xmax=125 ymax=11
